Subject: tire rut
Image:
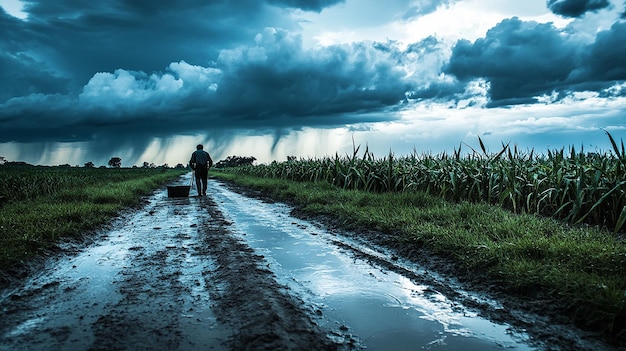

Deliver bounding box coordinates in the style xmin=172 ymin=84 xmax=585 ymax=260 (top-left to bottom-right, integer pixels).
xmin=198 ymin=195 xmax=345 ymax=350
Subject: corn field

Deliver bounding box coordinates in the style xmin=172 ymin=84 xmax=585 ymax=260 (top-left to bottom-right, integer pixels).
xmin=223 ymin=132 xmax=626 ymax=233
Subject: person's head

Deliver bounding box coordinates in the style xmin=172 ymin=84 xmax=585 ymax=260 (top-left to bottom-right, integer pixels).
xmin=196 ymin=144 xmax=203 ymax=150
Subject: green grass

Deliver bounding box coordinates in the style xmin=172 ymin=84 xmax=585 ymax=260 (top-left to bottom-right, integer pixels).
xmin=211 ymin=170 xmax=626 ymax=342
xmin=0 ymin=165 xmax=186 ymax=270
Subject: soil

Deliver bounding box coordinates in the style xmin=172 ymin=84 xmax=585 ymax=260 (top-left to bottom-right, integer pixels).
xmin=0 ymin=177 xmax=624 ymax=351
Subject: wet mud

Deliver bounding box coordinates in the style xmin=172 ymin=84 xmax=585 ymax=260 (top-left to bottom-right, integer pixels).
xmin=0 ymin=174 xmax=622 ymax=350
xmin=198 ymin=195 xmax=343 ymax=350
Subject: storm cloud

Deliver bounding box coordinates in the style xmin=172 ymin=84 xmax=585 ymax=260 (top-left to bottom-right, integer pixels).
xmin=547 ymin=0 xmax=611 ymax=17
xmin=0 ymin=0 xmax=404 ymax=143
xmin=401 ymin=0 xmax=461 ymax=19
xmin=444 ymin=16 xmax=626 ymax=106
xmin=1 ymin=0 xmax=625 ymax=166
xmin=0 ymin=26 xmax=425 ymax=143
xmin=0 ymin=0 xmax=306 ymax=101
xmin=268 ymin=0 xmax=345 ymax=12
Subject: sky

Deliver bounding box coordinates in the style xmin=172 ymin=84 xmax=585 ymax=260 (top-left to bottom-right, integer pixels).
xmin=0 ymin=0 xmax=625 ymax=167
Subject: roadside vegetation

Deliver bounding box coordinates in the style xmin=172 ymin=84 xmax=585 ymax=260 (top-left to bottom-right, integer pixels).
xmin=0 ymin=164 xmax=186 ymax=271
xmin=211 ymin=134 xmax=626 ymax=345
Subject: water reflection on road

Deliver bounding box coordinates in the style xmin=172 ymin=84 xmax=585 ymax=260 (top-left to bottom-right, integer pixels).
xmin=211 ymin=180 xmax=535 ymax=351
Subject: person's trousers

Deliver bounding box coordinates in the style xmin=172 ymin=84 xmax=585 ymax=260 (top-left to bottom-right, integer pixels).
xmin=194 ymin=167 xmax=208 ymax=195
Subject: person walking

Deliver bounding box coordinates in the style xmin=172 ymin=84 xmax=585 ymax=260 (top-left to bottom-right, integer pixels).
xmin=189 ymin=144 xmax=213 ymax=196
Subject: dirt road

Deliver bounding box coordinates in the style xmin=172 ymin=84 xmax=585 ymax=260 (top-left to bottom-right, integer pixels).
xmin=0 ymin=175 xmax=619 ymax=350
xmin=0 ymin=181 xmax=341 ymax=350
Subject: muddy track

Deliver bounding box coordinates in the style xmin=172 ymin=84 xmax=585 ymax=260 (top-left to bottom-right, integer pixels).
xmin=0 ymin=187 xmax=344 ymax=350
xmin=198 ymin=196 xmax=343 ymax=350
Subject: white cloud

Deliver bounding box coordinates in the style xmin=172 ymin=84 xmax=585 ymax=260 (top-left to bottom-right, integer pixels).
xmin=564 ymin=0 xmax=625 ymax=43
xmin=0 ymin=0 xmax=27 ymax=19
xmin=296 ymin=0 xmax=570 ymax=50
xmin=399 ymin=0 xmax=571 ymax=47
xmin=78 ymin=61 xmax=220 ymax=111
xmin=380 ymin=94 xmax=626 ymax=153
xmin=168 ymin=61 xmax=221 ymax=91
xmin=295 ymin=0 xmax=414 ymax=47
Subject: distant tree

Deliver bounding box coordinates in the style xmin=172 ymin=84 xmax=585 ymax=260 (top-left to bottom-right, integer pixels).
xmin=84 ymin=162 xmax=95 ymax=168
xmin=6 ymin=161 xmax=30 ymax=166
xmin=0 ymin=156 xmax=5 ymax=165
xmin=108 ymin=157 xmax=122 ymax=168
xmin=142 ymin=162 xmax=150 ymax=168
xmin=175 ymin=163 xmax=186 ymax=169
xmin=287 ymin=155 xmax=297 ymax=162
xmin=214 ymin=156 xmax=256 ymax=168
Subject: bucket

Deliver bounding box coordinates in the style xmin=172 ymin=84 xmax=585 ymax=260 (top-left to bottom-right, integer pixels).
xmin=167 ymin=185 xmax=190 ymax=197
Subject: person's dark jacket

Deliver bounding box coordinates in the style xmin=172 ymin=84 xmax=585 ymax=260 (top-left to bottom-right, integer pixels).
xmin=190 ymin=150 xmax=213 ymax=170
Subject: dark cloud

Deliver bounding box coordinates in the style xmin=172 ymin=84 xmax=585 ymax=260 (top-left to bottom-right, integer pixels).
xmin=444 ymin=17 xmax=626 ymax=106
xmin=2 ymin=0 xmax=386 ymax=145
xmin=0 ymin=51 xmax=71 ymax=102
xmin=444 ymin=18 xmax=580 ymax=105
xmin=402 ymin=0 xmax=460 ymax=19
xmin=268 ymin=0 xmax=345 ymax=12
xmin=0 ymin=27 xmax=415 ymax=143
xmin=0 ymin=0 xmax=323 ymax=103
xmin=583 ymin=21 xmax=626 ymax=81
xmin=547 ymin=0 xmax=611 ymax=17
xmin=213 ymin=29 xmax=410 ymax=119
xmin=0 ymin=10 xmax=71 ymax=101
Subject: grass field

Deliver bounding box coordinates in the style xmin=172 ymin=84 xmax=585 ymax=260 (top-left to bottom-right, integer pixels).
xmin=0 ymin=164 xmax=186 ymax=271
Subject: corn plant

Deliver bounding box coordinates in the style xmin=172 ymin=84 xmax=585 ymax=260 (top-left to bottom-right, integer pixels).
xmin=220 ymin=133 xmax=626 ymax=233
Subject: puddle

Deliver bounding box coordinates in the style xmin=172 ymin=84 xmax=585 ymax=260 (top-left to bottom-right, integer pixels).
xmin=212 ymin=181 xmax=535 ymax=350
